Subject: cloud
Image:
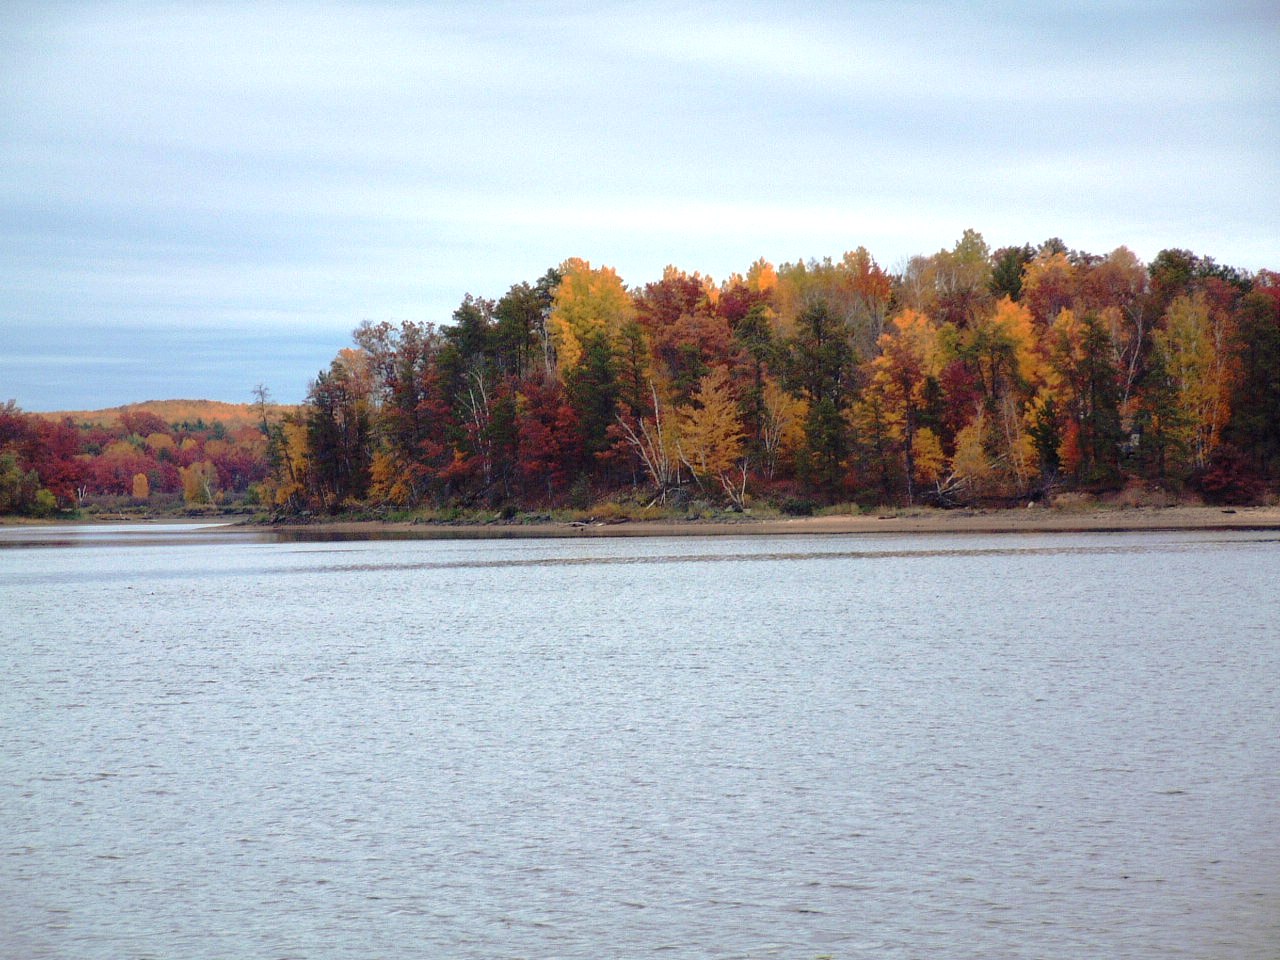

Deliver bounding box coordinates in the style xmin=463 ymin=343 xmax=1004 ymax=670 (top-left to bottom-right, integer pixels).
xmin=0 ymin=1 xmax=1276 ymax=408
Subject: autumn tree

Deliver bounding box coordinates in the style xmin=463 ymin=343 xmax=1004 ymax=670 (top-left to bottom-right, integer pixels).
xmin=1153 ymin=293 xmax=1230 ymax=471
xmin=677 ymin=366 xmax=747 ymax=507
xmin=1080 ymin=248 xmax=1151 ymax=412
xmin=1021 ymin=250 xmax=1077 ymax=325
xmin=953 ymin=298 xmax=1040 ymax=495
xmin=898 ymin=230 xmax=993 ymax=327
xmin=547 ymin=258 xmax=634 ymax=374
xmin=774 ymin=247 xmax=891 ymax=357
xmin=25 ymin=417 xmax=84 ymax=505
xmin=516 ymin=378 xmax=583 ymax=503
xmin=635 ymin=266 xmax=728 ymax=407
xmin=90 ymin=439 xmax=154 ymax=496
xmin=852 ymin=309 xmax=946 ymax=503
xmin=372 ymin=322 xmax=451 ymax=505
xmin=261 ymin=416 xmax=311 ymax=511
xmin=944 ymin=408 xmax=996 ymax=502
xmin=119 ymin=409 xmax=170 ymax=438
xmin=180 ymin=461 xmax=218 ymax=504
xmin=1043 ymin=310 xmax=1123 ymax=484
xmin=715 ymin=264 xmax=774 ymax=328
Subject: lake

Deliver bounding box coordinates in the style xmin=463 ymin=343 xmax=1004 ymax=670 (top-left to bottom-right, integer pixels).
xmin=2 ymin=524 xmax=1278 ymax=959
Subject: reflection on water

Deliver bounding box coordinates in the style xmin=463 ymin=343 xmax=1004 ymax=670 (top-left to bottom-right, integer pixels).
xmin=2 ymin=526 xmax=1278 ymax=959
xmin=0 ymin=521 xmax=245 ymax=550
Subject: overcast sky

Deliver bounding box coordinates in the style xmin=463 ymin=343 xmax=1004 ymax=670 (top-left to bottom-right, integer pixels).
xmin=2 ymin=1 xmax=1276 ymax=410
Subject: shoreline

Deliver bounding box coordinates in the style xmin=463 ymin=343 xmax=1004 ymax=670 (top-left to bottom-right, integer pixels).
xmin=6 ymin=505 xmax=1278 ymax=539
xmin=263 ymin=505 xmax=1280 ymax=539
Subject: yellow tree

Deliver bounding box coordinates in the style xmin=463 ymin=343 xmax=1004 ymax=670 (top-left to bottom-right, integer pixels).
xmin=946 ymin=408 xmax=995 ymax=500
xmin=677 ymin=366 xmax=746 ymax=505
xmin=957 ymin=297 xmax=1041 ymax=494
xmin=1154 ymin=293 xmax=1231 ymax=470
xmin=746 ymin=257 xmax=778 ymax=295
xmin=258 ymin=417 xmax=310 ymax=511
xmin=912 ymin=428 xmax=945 ymax=488
xmin=179 ymin=461 xmax=218 ymax=504
xmin=131 ymin=472 xmax=150 ymax=500
xmin=368 ymin=450 xmax=419 ymax=507
xmin=143 ymin=432 xmax=175 ymax=457
xmin=759 ymin=377 xmax=806 ymax=479
xmin=547 ymin=258 xmax=634 ymax=374
xmin=1039 ymin=308 xmax=1088 ymax=478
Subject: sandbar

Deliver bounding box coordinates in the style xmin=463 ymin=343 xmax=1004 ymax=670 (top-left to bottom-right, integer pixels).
xmin=280 ymin=505 xmax=1280 ymax=539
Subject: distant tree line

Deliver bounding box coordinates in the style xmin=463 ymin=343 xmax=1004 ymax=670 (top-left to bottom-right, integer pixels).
xmin=0 ymin=404 xmax=269 ymax=514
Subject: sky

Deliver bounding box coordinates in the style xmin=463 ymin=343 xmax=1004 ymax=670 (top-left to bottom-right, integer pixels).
xmin=2 ymin=1 xmax=1276 ymax=411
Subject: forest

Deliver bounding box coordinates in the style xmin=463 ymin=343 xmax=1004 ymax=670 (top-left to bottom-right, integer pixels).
xmin=3 ymin=232 xmax=1279 ymax=517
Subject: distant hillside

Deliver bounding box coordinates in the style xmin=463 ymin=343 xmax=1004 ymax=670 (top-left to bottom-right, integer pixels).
xmin=41 ymin=399 xmax=296 ymax=429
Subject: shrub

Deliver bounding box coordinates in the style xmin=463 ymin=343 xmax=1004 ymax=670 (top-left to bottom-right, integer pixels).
xmin=31 ymin=488 xmax=58 ymax=517
xmin=1196 ymin=444 xmax=1268 ymax=505
xmin=780 ymin=497 xmax=814 ymax=516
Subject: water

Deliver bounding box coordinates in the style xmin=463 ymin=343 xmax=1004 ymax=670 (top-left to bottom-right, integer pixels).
xmin=2 ymin=524 xmax=1278 ymax=959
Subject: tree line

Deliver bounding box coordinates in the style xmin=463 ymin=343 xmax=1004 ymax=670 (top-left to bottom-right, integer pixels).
xmin=263 ymin=232 xmax=1280 ymax=513
xmin=3 ymin=231 xmax=1277 ymax=516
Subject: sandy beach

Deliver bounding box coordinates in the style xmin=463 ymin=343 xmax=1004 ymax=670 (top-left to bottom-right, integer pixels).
xmin=285 ymin=505 xmax=1280 ymax=539
xmin=7 ymin=504 xmax=1277 ymax=538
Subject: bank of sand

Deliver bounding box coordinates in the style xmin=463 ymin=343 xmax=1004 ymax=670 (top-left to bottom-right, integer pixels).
xmin=291 ymin=505 xmax=1280 ymax=539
